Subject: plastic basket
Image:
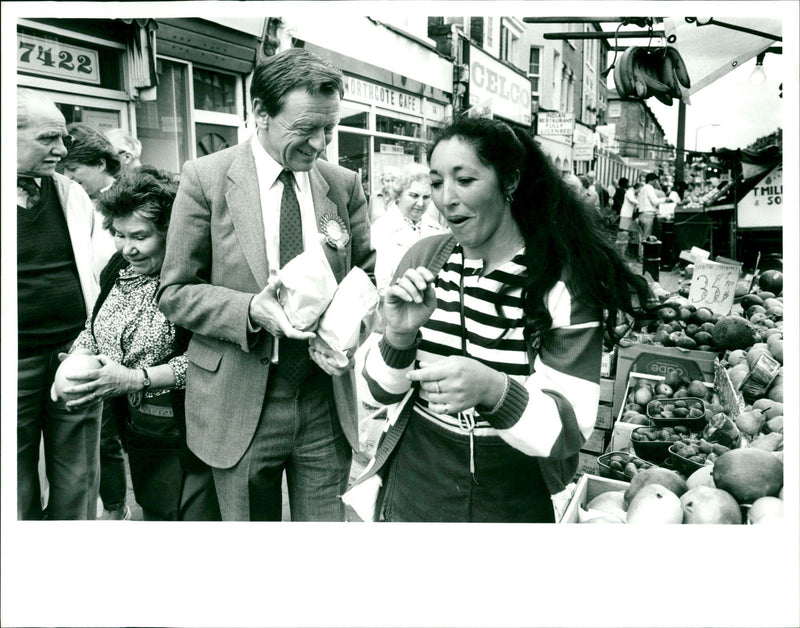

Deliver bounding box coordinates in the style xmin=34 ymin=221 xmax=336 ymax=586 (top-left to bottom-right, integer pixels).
xmin=647 ymin=397 xmax=707 ymax=429
xmin=597 ymin=451 xmax=655 ymax=482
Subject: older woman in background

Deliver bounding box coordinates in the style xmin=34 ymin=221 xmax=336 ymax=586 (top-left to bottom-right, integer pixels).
xmin=59 ymin=168 xmax=220 ymax=521
xmin=370 ymin=162 xmax=448 ymax=295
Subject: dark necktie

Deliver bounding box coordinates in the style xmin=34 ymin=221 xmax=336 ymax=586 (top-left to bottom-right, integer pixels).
xmin=18 ymin=176 xmax=43 ymax=221
xmin=277 ymin=170 xmax=311 ymax=387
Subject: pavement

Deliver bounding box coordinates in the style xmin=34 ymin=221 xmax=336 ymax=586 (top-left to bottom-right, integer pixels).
xmin=108 ymin=258 xmax=684 ymax=523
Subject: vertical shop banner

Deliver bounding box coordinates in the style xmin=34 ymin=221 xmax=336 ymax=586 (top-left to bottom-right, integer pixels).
xmin=688 ymin=260 xmax=739 ymax=315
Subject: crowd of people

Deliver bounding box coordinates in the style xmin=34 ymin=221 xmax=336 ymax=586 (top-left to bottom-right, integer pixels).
xmin=17 ymin=47 xmax=651 ymax=524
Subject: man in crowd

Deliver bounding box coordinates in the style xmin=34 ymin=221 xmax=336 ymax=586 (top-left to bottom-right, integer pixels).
xmin=105 ymin=128 xmax=142 ymax=174
xmin=16 ymin=89 xmax=112 ymax=519
xmin=367 ymin=165 xmax=399 ymax=224
xmin=636 ymin=172 xmax=667 ymax=256
xmin=158 ymin=48 xmax=375 ymax=521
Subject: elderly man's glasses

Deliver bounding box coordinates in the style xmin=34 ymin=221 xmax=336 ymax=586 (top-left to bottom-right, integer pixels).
xmin=38 ymin=133 xmax=74 ymax=150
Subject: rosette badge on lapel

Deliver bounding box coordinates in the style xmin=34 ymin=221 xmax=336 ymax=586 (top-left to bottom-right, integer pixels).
xmin=319 ymin=213 xmax=350 ymax=252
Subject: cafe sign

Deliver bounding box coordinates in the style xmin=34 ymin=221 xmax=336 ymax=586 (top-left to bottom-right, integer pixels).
xmin=467 ymin=44 xmax=532 ymax=126
xmin=18 ymin=32 xmax=100 ymax=85
xmin=343 ymin=75 xmax=421 ymax=116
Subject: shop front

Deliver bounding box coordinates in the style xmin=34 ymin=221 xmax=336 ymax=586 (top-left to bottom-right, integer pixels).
xmin=16 ymin=17 xmax=262 ymax=176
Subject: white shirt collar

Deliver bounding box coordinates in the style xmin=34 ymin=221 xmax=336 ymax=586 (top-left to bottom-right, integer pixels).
xmin=250 ymin=134 xmax=309 ymax=193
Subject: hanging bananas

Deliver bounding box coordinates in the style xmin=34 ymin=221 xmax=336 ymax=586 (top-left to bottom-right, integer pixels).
xmin=613 ymin=45 xmax=691 ymax=105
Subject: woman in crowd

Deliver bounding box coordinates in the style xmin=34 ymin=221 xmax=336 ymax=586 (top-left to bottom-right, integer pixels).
xmin=58 ymin=168 xmax=220 ymax=521
xmin=620 ymin=181 xmax=642 ymax=259
xmin=611 ymin=177 xmax=629 ymax=217
xmin=61 ymin=122 xmax=127 ymax=519
xmin=358 ymin=117 xmax=648 ymax=522
xmin=370 ymin=162 xmax=448 ymax=295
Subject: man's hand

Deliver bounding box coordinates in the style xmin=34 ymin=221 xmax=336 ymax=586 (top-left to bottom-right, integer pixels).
xmin=249 ymin=275 xmax=316 ymax=341
xmin=309 ymin=335 xmax=354 ymax=376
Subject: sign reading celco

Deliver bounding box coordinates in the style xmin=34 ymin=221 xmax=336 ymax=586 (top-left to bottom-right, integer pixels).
xmin=467 ymin=44 xmax=531 ymax=126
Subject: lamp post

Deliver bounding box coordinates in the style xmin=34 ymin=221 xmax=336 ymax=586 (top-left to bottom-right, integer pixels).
xmin=694 ymin=123 xmax=721 ymax=151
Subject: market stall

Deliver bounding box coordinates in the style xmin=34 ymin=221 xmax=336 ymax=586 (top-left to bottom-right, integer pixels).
xmin=562 ymin=261 xmax=785 ymax=524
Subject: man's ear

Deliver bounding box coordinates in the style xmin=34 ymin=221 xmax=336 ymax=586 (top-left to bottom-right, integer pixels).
xmin=252 ymin=98 xmax=269 ymax=129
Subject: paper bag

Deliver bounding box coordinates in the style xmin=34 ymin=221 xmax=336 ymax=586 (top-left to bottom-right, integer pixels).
xmin=277 ymin=247 xmax=338 ymax=330
xmin=316 ymin=267 xmax=379 ymax=367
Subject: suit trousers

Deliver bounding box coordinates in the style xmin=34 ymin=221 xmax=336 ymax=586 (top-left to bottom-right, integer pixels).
xmin=17 ymin=345 xmax=101 ymax=520
xmin=211 ymin=370 xmax=352 ymax=521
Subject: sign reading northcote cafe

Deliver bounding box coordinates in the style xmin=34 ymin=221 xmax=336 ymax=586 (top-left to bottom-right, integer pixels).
xmin=467 ymin=43 xmax=532 ymax=126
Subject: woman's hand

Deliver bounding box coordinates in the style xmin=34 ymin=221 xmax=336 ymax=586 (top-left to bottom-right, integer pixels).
xmin=382 ymin=266 xmax=437 ymax=345
xmin=407 ymin=357 xmax=506 ymax=416
xmin=61 ymin=354 xmax=142 ymax=411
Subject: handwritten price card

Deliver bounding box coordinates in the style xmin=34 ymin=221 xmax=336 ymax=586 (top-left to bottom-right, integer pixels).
xmin=688 ymin=261 xmax=739 ymax=315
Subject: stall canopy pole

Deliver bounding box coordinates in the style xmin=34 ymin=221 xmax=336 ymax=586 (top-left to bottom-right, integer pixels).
xmin=675 ymin=101 xmax=687 ymax=183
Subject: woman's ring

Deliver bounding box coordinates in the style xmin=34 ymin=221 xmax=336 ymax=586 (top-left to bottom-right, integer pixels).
xmin=443 ymin=404 xmax=450 ymax=415
xmin=434 ymin=381 xmax=441 ymax=394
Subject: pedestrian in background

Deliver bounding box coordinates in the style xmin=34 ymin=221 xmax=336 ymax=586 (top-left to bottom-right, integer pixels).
xmin=636 ymin=172 xmax=667 ymax=257
xmin=105 ymin=128 xmax=142 ymax=174
xmin=61 ymin=122 xmax=129 ymax=519
xmin=370 ymin=162 xmax=447 ymax=296
xmin=612 ymin=177 xmax=629 ymax=217
xmin=368 ymin=165 xmax=400 ymax=225
xmin=16 ymin=88 xmax=113 ymax=519
xmin=158 ymin=48 xmax=375 ymax=522
xmin=353 ymin=117 xmax=648 ymax=522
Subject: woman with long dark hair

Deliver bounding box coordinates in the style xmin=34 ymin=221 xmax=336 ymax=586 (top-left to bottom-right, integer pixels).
xmin=353 ymin=117 xmax=648 ymax=522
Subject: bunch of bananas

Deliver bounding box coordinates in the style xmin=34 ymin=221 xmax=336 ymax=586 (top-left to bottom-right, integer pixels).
xmin=614 ymin=46 xmax=691 ymax=106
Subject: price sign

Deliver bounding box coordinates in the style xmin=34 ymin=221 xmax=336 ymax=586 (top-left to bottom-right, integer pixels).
xmin=688 ymin=261 xmax=739 ymax=315
xmin=18 ymin=33 xmax=100 ymax=85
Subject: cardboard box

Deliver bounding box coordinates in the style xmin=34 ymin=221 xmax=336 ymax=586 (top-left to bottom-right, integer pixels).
xmin=576 ymin=451 xmax=600 ymax=477
xmin=612 ymin=344 xmax=719 ymax=419
xmin=601 ymin=349 xmax=617 ymax=378
xmin=581 ymin=428 xmax=608 ymax=455
xmin=560 ymin=473 xmax=630 ymax=523
xmin=595 ymin=403 xmax=613 ymax=430
xmin=599 ymin=377 xmax=615 ymax=404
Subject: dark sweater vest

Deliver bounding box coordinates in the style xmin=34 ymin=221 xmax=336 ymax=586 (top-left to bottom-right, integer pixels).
xmin=17 ymin=177 xmax=87 ymax=357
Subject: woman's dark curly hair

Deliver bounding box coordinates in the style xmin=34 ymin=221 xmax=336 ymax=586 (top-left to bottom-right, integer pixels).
xmin=96 ymin=167 xmax=177 ymax=236
xmin=427 ymin=116 xmax=649 ymax=346
xmin=64 ymin=122 xmax=122 ymax=177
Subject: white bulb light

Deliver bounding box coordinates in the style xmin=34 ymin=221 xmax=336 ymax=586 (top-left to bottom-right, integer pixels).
xmin=750 ymin=59 xmax=767 ymax=85
xmin=695 ymin=17 xmax=713 ymax=25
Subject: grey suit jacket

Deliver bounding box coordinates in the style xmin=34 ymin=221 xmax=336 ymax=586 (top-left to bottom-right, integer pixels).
xmin=158 ymin=141 xmax=375 ymax=468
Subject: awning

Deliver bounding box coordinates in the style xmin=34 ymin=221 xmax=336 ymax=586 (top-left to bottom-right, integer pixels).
xmin=663 ymin=18 xmax=782 ymax=95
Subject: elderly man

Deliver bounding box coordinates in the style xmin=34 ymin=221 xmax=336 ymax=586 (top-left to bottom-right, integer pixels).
xmin=16 ymin=89 xmax=113 ymax=519
xmin=367 ymin=165 xmax=400 ymax=225
xmin=105 ymin=128 xmax=142 ymax=173
xmin=159 ymin=48 xmax=375 ymax=521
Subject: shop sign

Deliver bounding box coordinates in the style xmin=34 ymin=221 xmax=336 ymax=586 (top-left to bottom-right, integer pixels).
xmin=573 ymin=144 xmax=594 ymax=161
xmin=537 ymin=112 xmax=574 ymax=136
xmin=379 ymin=144 xmax=404 ymax=154
xmin=17 ymin=33 xmax=100 ymax=85
xmin=688 ymin=260 xmax=739 ymax=315
xmin=737 ymin=165 xmax=782 ymax=229
xmin=344 ymin=75 xmax=421 ymax=116
xmin=468 ymin=44 xmax=532 ymax=126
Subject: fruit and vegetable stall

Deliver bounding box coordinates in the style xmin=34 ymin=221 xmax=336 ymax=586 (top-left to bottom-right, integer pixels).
xmin=561 ymin=265 xmax=785 ymax=524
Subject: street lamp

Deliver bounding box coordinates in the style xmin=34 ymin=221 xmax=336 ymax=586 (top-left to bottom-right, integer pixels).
xmin=694 ymin=123 xmax=721 ymax=151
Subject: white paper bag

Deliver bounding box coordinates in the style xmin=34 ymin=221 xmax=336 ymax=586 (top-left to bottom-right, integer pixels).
xmin=277 ymin=247 xmax=338 ymax=330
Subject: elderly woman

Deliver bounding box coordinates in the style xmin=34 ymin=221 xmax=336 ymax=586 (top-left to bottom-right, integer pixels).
xmin=370 ymin=163 xmax=448 ymax=295
xmin=59 ymin=168 xmax=220 ymax=521
xmin=62 ymin=123 xmax=121 ymax=201
xmin=353 ymin=118 xmax=649 ymax=522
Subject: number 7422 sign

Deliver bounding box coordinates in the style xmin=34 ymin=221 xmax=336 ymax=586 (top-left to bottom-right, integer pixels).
xmin=688 ymin=261 xmax=740 ymax=316
xmin=18 ymin=34 xmax=100 ymax=85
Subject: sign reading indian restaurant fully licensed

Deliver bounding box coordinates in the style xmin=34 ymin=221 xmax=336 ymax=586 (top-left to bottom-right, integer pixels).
xmin=537 ymin=112 xmax=575 ymax=136
xmin=18 ymin=33 xmax=100 ymax=85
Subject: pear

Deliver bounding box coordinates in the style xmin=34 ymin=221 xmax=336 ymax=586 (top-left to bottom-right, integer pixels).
xmin=626 ymin=484 xmax=684 ymax=524
xmin=680 ymin=486 xmax=742 ymax=524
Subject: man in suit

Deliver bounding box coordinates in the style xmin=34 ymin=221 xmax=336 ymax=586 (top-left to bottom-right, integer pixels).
xmin=158 ymin=48 xmax=375 ymax=521
xmin=17 ymin=88 xmax=112 ymax=519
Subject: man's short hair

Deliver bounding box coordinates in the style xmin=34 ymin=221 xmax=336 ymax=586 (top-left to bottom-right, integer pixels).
xmin=645 ymin=172 xmax=660 ymax=183
xmin=105 ymin=128 xmax=142 ymax=159
xmin=250 ymin=48 xmax=344 ymax=117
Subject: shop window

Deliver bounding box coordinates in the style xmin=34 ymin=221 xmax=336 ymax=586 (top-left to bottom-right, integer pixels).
xmin=55 ymin=103 xmax=120 ymax=131
xmin=340 ymin=111 xmax=368 ymax=130
xmin=193 ymin=67 xmax=237 ymax=114
xmin=17 ymin=25 xmax=124 ymax=91
xmin=529 ymin=47 xmax=541 ymax=94
xmin=135 ymin=59 xmax=191 ymax=174
xmin=196 ymin=122 xmax=237 ymax=156
xmin=338 ymin=131 xmax=370 ymax=199
xmin=376 ymin=115 xmax=420 ymax=139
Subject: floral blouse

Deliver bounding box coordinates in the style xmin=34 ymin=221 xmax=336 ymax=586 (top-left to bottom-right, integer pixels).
xmin=71 ymin=266 xmax=187 ymax=397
